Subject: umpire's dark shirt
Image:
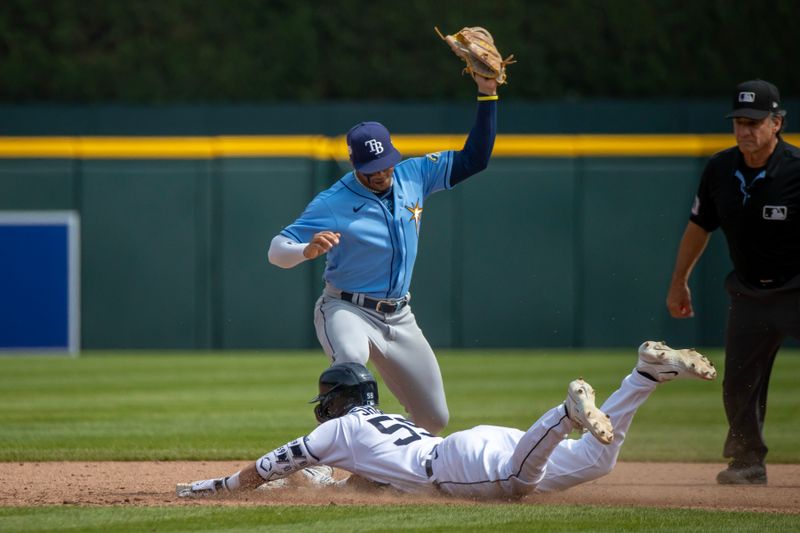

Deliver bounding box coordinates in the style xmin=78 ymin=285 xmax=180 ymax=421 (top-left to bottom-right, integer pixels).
xmin=690 ymin=137 xmax=800 ymax=289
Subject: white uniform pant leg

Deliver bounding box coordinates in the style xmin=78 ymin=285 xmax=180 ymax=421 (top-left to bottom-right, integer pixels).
xmin=504 ymin=404 xmax=574 ymax=496
xmin=535 ymin=370 xmax=657 ymax=493
xmin=433 ymin=407 xmax=571 ymax=500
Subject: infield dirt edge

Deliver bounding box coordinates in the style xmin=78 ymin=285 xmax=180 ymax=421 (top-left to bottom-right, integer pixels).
xmin=2 ymin=461 xmax=798 ymax=513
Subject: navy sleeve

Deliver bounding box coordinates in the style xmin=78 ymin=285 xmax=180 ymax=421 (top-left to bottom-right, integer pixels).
xmin=449 ymin=97 xmax=497 ymax=186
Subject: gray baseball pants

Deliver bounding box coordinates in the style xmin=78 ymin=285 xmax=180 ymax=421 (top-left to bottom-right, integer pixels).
xmin=314 ymin=285 xmax=449 ymax=434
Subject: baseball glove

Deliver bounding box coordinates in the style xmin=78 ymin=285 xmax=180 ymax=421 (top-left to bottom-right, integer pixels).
xmin=435 ymin=26 xmax=515 ymax=85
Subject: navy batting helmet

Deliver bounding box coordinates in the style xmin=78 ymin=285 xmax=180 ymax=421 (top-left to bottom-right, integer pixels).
xmin=310 ymin=362 xmax=379 ymax=423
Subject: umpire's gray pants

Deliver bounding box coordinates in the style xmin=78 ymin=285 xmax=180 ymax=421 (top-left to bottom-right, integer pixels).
xmin=314 ymin=287 xmax=449 ymax=434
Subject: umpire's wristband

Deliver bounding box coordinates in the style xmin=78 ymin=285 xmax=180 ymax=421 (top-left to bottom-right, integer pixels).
xmin=477 ymin=94 xmax=499 ymax=101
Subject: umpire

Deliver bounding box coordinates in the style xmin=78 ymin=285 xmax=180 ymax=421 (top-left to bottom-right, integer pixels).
xmin=666 ymin=79 xmax=800 ymax=485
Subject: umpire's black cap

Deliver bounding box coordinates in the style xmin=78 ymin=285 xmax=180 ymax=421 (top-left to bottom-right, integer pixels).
xmin=726 ymin=79 xmax=786 ymax=120
xmin=347 ymin=121 xmax=403 ymax=174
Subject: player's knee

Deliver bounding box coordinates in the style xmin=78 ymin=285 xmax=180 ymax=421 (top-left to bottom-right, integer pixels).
xmin=417 ymin=409 xmax=449 ymax=436
xmin=509 ymin=477 xmax=537 ymax=497
xmin=594 ymin=461 xmax=615 ymax=479
xmin=329 ymin=350 xmax=369 ymax=366
xmin=584 ymin=457 xmax=616 ymax=481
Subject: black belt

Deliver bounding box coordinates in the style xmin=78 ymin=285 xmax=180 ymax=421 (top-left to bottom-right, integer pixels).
xmin=341 ymin=292 xmax=409 ymax=314
xmin=424 ymin=444 xmax=439 ymax=478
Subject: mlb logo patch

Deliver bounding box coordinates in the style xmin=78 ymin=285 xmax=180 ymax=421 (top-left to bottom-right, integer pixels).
xmin=763 ymin=206 xmax=787 ymax=220
xmin=739 ymin=91 xmax=756 ymax=103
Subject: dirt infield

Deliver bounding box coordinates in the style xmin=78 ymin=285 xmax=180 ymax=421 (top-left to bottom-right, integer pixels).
xmin=2 ymin=461 xmax=798 ymax=513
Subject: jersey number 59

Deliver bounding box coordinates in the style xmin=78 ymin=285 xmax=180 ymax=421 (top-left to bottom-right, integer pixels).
xmin=367 ymin=415 xmax=434 ymax=446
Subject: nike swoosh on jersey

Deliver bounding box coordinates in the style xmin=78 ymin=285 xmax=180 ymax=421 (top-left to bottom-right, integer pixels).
xmin=353 ymin=203 xmax=366 ymax=213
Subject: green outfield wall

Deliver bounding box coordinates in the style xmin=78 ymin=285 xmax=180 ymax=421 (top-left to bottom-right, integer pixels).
xmin=1 ymin=102 xmax=798 ymax=350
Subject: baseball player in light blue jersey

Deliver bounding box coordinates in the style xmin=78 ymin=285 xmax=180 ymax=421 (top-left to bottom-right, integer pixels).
xmin=268 ymin=75 xmax=499 ymax=435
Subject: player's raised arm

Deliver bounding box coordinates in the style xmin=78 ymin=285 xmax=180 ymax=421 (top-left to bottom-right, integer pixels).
xmin=435 ymin=26 xmax=511 ymax=186
xmin=448 ymin=74 xmax=498 ymax=186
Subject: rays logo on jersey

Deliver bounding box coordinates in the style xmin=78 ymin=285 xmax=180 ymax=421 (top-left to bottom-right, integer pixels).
xmin=405 ymin=199 xmax=423 ymax=234
xmin=426 ymin=152 xmax=441 ymax=163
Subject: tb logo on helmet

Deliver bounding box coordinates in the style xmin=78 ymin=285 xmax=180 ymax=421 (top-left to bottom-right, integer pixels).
xmin=365 ymin=139 xmax=384 ymax=155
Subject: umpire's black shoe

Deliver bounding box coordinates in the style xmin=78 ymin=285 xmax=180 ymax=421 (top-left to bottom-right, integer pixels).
xmin=716 ymin=463 xmax=767 ymax=485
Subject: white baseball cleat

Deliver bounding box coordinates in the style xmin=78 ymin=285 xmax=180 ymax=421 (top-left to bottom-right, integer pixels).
xmin=565 ymin=378 xmax=614 ymax=445
xmin=176 ymin=477 xmax=228 ymax=498
xmin=637 ymin=341 xmax=716 ymax=382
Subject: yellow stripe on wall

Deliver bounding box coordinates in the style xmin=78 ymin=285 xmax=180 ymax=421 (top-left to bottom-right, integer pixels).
xmin=0 ymin=134 xmax=797 ymax=159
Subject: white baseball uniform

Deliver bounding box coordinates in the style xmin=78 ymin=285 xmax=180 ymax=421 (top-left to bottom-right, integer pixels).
xmin=252 ymin=369 xmax=657 ymax=498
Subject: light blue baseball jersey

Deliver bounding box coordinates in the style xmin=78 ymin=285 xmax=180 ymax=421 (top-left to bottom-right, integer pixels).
xmin=281 ymin=151 xmax=455 ymax=299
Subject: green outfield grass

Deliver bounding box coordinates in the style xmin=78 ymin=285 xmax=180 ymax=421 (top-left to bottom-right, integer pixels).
xmin=1 ymin=504 xmax=799 ymax=532
xmin=1 ymin=348 xmax=798 ymax=462
xmin=1 ymin=348 xmax=798 ymax=531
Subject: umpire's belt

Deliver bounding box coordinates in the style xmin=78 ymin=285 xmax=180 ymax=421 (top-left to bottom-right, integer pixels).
xmin=341 ymin=292 xmax=409 ymax=314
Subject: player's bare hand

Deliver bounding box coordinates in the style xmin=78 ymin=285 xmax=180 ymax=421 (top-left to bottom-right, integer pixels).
xmin=666 ymin=282 xmax=694 ymax=318
xmin=473 ymin=74 xmax=498 ymax=96
xmin=304 ymin=231 xmax=341 ymax=260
